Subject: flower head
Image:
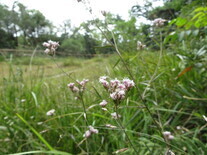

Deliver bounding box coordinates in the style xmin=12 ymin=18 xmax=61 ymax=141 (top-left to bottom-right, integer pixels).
xmin=67 ymin=79 xmax=89 ymax=94
xmin=99 ymin=76 xmax=135 ymax=103
xmin=110 ymin=90 xmax=125 ymax=101
xmin=122 ymin=78 xmax=135 ymax=90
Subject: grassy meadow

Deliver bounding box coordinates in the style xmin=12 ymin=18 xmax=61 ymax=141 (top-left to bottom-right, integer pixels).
xmin=0 ymin=51 xmax=206 ymax=154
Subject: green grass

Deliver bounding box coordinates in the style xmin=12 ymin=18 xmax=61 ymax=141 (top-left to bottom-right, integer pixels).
xmin=0 ymin=52 xmax=206 ymax=154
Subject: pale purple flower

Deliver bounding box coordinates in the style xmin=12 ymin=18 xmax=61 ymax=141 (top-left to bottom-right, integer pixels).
xmin=163 ymin=131 xmax=174 ymax=140
xmin=42 ymin=42 xmax=50 ymax=47
xmin=72 ymin=86 xmax=79 ymax=93
xmin=68 ymin=79 xmax=89 ymax=94
xmin=99 ymin=100 xmax=108 ymax=107
xmin=44 ymin=48 xmax=50 ymax=54
xmin=168 ymin=135 xmax=174 ymax=140
xmin=99 ymin=76 xmax=135 ymax=103
xmin=99 ymin=78 xmax=109 ymax=89
xmin=153 ymin=18 xmax=167 ymax=27
xmin=67 ymin=83 xmax=75 ymax=88
xmin=77 ymin=79 xmax=89 ymax=87
xmin=111 ymin=112 xmax=121 ymax=119
xmin=89 ymin=126 xmax=99 ymax=134
xmin=122 ymin=78 xmax=135 ymax=90
xmin=110 ymin=90 xmax=125 ymax=101
xmin=83 ymin=126 xmax=99 ymax=138
xmin=117 ymin=84 xmax=126 ymax=90
xmin=83 ymin=130 xmax=91 ymax=138
xmin=110 ymin=79 xmax=120 ymax=89
xmin=46 ymin=109 xmax=55 ymax=116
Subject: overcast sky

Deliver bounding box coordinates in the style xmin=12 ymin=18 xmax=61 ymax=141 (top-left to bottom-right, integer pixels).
xmin=0 ymin=0 xmax=163 ymax=27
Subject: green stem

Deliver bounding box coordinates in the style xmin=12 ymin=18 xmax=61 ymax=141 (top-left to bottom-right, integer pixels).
xmin=114 ymin=106 xmax=139 ymax=154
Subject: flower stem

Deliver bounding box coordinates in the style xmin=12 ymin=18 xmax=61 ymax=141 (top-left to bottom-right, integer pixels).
xmin=114 ymin=105 xmax=139 ymax=154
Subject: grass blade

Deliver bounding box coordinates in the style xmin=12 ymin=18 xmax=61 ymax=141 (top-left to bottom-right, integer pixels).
xmin=16 ymin=113 xmax=54 ymax=151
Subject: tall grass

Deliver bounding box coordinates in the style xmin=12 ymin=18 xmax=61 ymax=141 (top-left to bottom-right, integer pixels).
xmin=0 ymin=51 xmax=206 ymax=154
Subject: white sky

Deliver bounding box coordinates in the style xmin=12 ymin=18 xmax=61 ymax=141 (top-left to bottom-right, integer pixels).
xmin=0 ymin=0 xmax=163 ymax=27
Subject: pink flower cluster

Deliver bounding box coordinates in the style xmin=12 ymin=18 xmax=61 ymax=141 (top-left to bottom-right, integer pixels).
xmin=83 ymin=126 xmax=99 ymax=138
xmin=153 ymin=18 xmax=167 ymax=27
xmin=99 ymin=76 xmax=135 ymax=102
xmin=67 ymin=79 xmax=89 ymax=94
xmin=43 ymin=40 xmax=59 ymax=55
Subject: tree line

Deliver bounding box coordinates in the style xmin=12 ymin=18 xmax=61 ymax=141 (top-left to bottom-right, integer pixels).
xmin=0 ymin=0 xmax=206 ymax=55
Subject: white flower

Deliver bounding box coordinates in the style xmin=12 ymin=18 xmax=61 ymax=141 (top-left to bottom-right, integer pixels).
xmin=99 ymin=100 xmax=108 ymax=107
xmin=111 ymin=112 xmax=121 ymax=119
xmin=46 ymin=109 xmax=55 ymax=116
